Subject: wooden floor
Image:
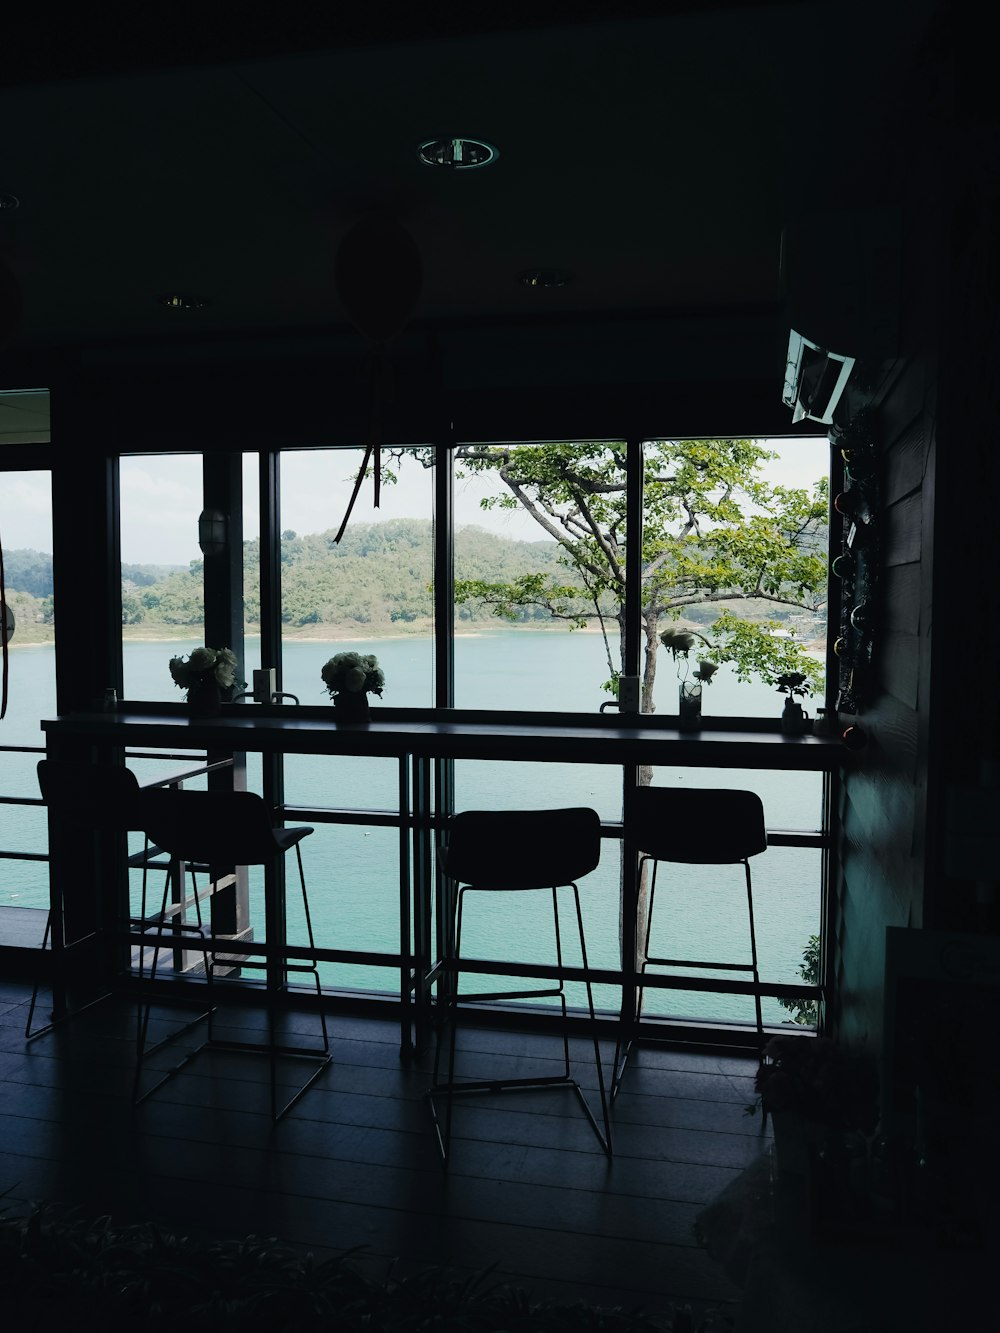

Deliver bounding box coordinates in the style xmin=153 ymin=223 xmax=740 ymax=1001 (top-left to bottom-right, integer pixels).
xmin=0 ymin=979 xmax=772 ymax=1321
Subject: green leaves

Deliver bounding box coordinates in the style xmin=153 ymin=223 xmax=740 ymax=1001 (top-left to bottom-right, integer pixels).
xmin=451 ymin=439 xmax=828 ymax=701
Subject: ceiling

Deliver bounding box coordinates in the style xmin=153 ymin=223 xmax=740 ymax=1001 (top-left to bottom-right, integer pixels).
xmin=0 ymin=1 xmax=940 ymax=355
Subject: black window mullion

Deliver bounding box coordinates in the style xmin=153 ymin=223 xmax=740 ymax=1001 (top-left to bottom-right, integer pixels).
xmin=434 ymin=440 xmax=454 ymax=709
xmin=623 ymin=437 xmax=643 ymax=681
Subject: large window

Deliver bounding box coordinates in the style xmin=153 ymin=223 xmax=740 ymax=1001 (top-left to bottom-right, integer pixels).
xmin=111 ymin=433 xmax=830 ymax=1030
xmin=0 ymin=389 xmax=53 ymax=934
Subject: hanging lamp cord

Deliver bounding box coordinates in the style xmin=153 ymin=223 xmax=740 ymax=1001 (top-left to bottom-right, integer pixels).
xmin=333 ymin=346 xmax=388 ymax=544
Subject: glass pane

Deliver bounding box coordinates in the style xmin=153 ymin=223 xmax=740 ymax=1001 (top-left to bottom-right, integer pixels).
xmin=642 ymin=436 xmax=828 ymax=719
xmin=242 ymin=452 xmax=261 ymax=687
xmin=638 ymin=845 xmax=822 ymax=1030
xmin=290 ymin=823 xmax=400 ymax=995
xmin=0 ymin=454 xmax=54 ymax=917
xmin=449 ymin=853 xmax=621 ymax=1018
xmin=120 ymin=454 xmax=204 ymax=702
xmin=453 ymin=441 xmax=627 ymax=712
xmin=278 ymin=447 xmax=434 ymax=708
xmin=455 ymin=759 xmax=622 ymax=825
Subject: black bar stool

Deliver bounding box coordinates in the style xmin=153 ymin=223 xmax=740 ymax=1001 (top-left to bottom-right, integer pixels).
xmin=28 ymin=758 xmax=174 ymax=1041
xmin=612 ymin=785 xmax=767 ymax=1099
xmin=428 ymin=806 xmax=612 ymax=1164
xmin=135 ymin=786 xmax=331 ymax=1121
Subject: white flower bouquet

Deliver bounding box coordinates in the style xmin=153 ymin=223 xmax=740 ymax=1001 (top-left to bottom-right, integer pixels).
xmin=659 ymin=627 xmax=718 ymax=683
xmin=321 ymin=651 xmax=385 ymax=699
xmin=169 ymin=646 xmax=240 ymax=691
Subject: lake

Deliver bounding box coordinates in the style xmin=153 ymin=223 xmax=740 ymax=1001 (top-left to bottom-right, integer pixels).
xmin=0 ymin=631 xmax=824 ymax=1026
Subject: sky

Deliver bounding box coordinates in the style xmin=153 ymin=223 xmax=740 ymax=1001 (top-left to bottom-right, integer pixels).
xmin=2 ymin=437 xmax=828 ymax=566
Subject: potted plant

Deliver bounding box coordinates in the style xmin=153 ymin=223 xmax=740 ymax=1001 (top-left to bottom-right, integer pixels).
xmin=320 ymin=651 xmax=384 ymax=722
xmin=748 ymin=1035 xmax=879 ymax=1178
xmin=658 ymin=626 xmax=718 ymax=731
xmin=168 ymin=646 xmax=243 ymax=717
xmin=775 ymin=670 xmax=812 ymax=735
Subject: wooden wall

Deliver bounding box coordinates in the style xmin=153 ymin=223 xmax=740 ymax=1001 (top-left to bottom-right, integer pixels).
xmin=834 ymin=355 xmax=937 ymax=1051
xmin=836 ymin=10 xmax=1000 ymax=1064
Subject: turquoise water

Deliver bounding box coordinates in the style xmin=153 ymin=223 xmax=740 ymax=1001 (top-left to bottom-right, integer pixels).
xmin=0 ymin=633 xmax=823 ymax=1025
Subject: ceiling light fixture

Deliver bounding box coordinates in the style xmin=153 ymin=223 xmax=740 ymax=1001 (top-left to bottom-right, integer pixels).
xmin=519 ymin=270 xmax=572 ymax=288
xmin=157 ymin=293 xmax=210 ymax=310
xmin=0 ymin=193 xmax=20 ymax=210
xmin=417 ymin=138 xmax=498 ymax=169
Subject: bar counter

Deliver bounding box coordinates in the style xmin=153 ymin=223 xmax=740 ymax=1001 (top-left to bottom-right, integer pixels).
xmin=41 ymin=705 xmax=844 ymax=1050
xmin=42 ymin=703 xmax=844 ymax=770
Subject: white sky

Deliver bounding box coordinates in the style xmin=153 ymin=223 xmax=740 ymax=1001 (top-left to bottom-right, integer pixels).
xmin=2 ymin=438 xmax=828 ymax=565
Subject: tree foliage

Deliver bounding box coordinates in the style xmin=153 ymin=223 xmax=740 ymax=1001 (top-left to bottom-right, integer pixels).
xmin=435 ymin=439 xmax=827 ymax=709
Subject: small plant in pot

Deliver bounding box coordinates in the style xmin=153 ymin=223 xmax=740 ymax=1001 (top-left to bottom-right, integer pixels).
xmin=775 ymin=671 xmax=812 ymax=735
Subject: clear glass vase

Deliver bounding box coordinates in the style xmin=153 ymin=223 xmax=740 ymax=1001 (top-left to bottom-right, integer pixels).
xmin=678 ymin=680 xmax=702 ymax=732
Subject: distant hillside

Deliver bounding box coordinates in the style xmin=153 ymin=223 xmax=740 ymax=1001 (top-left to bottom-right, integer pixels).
xmin=1 ymin=548 xmax=53 ymax=597
xmin=2 ymin=550 xmax=184 ymax=599
xmin=6 ymin=518 xmax=827 ymax=646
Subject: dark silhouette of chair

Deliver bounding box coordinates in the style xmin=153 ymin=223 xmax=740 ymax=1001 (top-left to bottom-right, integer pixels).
xmin=428 ymin=806 xmax=612 ymax=1164
xmin=612 ymin=785 xmax=767 ymax=1099
xmin=27 ymin=758 xmax=176 ymax=1040
xmin=135 ymin=786 xmax=331 ymax=1121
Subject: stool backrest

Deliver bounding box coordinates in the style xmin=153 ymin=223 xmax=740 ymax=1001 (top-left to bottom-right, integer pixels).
xmin=37 ymin=758 xmax=144 ymax=832
xmin=139 ymin=787 xmax=280 ymax=866
xmin=444 ymin=807 xmax=601 ymax=890
xmin=627 ymin=786 xmax=767 ymax=865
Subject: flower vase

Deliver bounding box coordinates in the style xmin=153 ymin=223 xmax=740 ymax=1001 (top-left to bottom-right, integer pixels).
xmin=187 ymin=674 xmax=222 ymax=718
xmin=678 ymin=680 xmax=702 ymax=732
xmin=334 ymin=690 xmax=370 ymax=722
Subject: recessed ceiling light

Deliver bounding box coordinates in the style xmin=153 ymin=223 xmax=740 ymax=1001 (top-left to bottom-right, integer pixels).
xmin=157 ymin=293 xmax=210 ymax=310
xmin=417 ymin=138 xmax=498 ymax=169
xmin=518 ymin=270 xmax=573 ymax=288
xmin=0 ymin=193 xmax=20 ymax=210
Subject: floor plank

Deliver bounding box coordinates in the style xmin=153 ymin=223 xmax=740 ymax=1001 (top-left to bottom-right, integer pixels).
xmin=0 ymin=983 xmax=757 ymax=1317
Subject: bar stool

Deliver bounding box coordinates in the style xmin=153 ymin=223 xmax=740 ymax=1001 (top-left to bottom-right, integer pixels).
xmin=612 ymin=785 xmax=767 ymax=1099
xmin=428 ymin=806 xmax=612 ymax=1164
xmin=27 ymin=759 xmax=174 ymax=1041
xmin=135 ymin=786 xmax=332 ymax=1121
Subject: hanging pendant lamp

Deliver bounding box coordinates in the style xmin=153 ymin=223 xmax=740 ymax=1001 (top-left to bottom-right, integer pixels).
xmin=332 ymin=215 xmax=422 ymax=543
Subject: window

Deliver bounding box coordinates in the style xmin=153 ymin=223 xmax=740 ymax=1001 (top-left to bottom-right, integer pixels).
xmin=277 ymin=446 xmax=435 ymax=709
xmin=119 ymin=453 xmax=205 ymax=702
xmin=111 ymin=431 xmax=831 ymax=1031
xmin=0 ymin=389 xmax=53 ymax=935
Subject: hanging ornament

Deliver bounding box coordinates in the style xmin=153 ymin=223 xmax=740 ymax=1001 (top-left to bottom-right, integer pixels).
xmin=332 ymin=215 xmax=423 ymax=542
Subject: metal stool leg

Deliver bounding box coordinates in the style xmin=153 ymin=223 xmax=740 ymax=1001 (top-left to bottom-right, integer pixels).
xmin=612 ymin=856 xmax=657 ymax=1100
xmin=428 ymin=881 xmax=612 ymax=1164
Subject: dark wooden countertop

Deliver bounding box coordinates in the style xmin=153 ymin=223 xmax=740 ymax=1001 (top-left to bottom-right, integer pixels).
xmin=43 ymin=705 xmax=844 ymax=771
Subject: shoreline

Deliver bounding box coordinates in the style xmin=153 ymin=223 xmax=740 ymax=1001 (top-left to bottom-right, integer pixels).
xmin=6 ymin=623 xmax=613 ymax=649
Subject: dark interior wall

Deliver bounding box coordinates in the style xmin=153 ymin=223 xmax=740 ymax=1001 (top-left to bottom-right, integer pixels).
xmin=920 ymin=27 xmax=1000 ymax=934
xmin=831 ymin=14 xmax=954 ymax=1052
xmin=834 ymin=356 xmax=937 ymax=1052
xmin=14 ymin=307 xmax=798 ymax=452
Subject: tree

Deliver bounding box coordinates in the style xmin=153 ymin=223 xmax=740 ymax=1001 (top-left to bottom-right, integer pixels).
xmin=439 ymin=439 xmax=827 ymax=710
